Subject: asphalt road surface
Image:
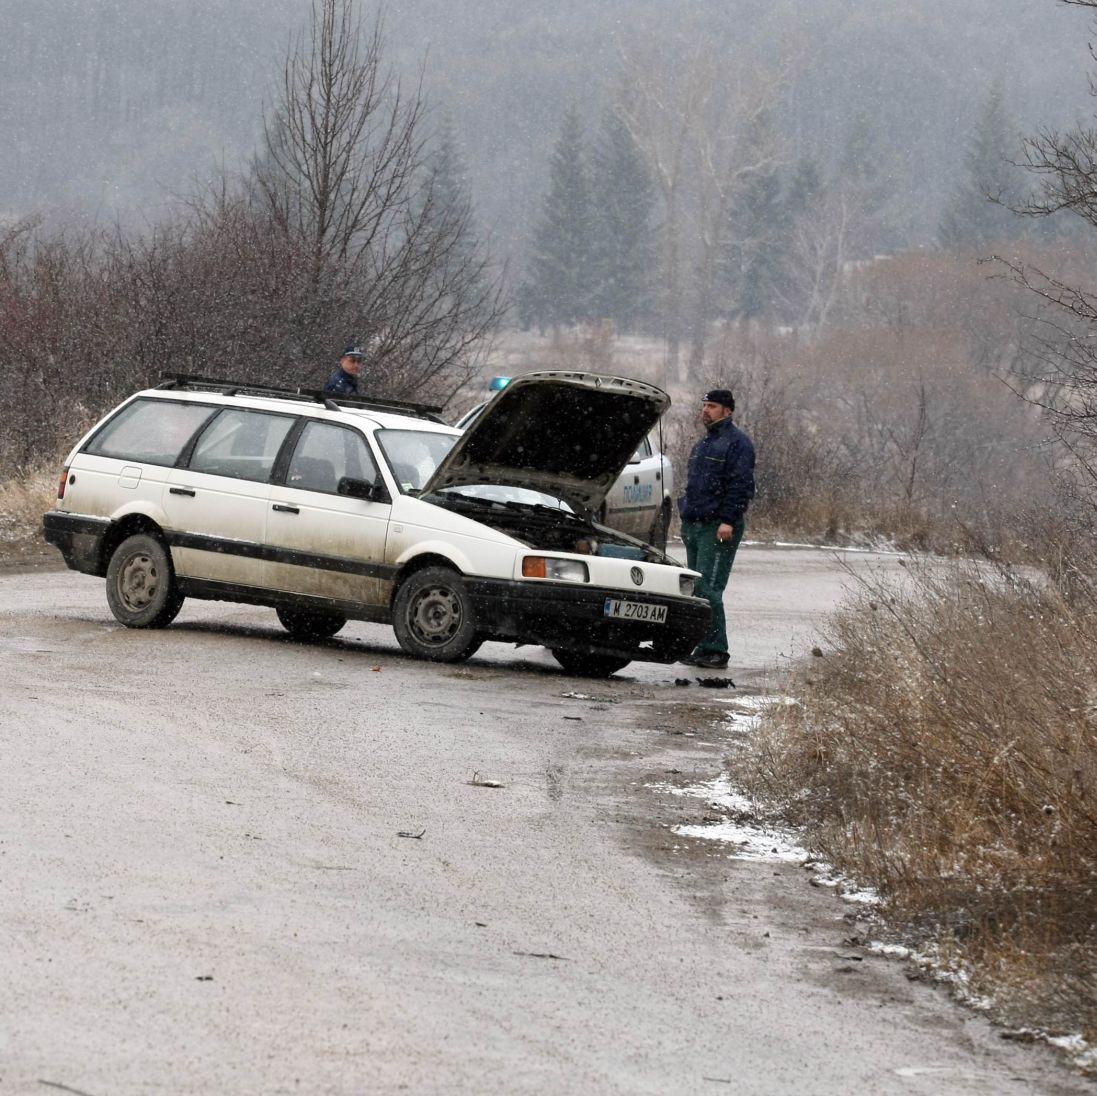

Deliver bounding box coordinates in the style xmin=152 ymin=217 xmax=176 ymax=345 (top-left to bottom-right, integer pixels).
xmin=1 ymin=545 xmax=1088 ymax=1095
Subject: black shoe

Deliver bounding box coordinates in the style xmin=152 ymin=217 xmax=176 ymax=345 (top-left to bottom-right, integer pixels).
xmin=689 ymin=651 xmax=729 ymax=670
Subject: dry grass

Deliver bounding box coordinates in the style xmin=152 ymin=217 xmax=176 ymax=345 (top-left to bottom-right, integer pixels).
xmin=0 ymin=463 xmax=58 ymax=562
xmin=735 ymin=552 xmax=1097 ymax=1047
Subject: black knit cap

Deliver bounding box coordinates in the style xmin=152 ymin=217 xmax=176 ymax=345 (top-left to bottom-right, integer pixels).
xmin=702 ymin=388 xmax=735 ymax=411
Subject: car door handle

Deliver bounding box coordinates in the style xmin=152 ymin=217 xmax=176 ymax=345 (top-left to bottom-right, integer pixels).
xmin=169 ymin=487 xmax=196 ymax=497
xmin=633 ymin=476 xmax=640 ymax=484
xmin=272 ymin=503 xmax=300 ymax=514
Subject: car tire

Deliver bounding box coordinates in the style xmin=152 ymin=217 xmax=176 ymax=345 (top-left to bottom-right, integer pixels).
xmin=551 ymin=649 xmax=631 ymax=678
xmin=393 ymin=566 xmax=481 ymax=662
xmin=649 ymin=500 xmax=671 ymax=552
xmin=276 ymin=607 xmax=347 ymax=640
xmin=105 ymin=533 xmax=184 ymax=629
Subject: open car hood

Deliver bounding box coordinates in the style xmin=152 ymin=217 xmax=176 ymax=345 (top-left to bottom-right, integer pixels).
xmin=424 ymin=371 xmax=670 ymax=514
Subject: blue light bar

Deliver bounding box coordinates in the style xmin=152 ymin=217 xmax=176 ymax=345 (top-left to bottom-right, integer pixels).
xmin=488 ymin=375 xmax=511 ymax=391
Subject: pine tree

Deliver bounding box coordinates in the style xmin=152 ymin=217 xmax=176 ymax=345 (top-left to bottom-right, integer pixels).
xmin=520 ymin=107 xmax=593 ymax=331
xmin=422 ymin=114 xmax=478 ymax=269
xmin=587 ymin=108 xmax=656 ymax=332
xmin=720 ymin=106 xmax=784 ymax=323
xmin=939 ymin=84 xmax=1028 ymax=249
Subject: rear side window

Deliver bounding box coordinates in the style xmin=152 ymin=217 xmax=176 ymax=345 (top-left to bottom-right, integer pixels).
xmin=286 ymin=422 xmax=378 ymax=494
xmin=188 ymin=409 xmax=295 ymax=482
xmin=84 ymin=398 xmax=216 ymax=466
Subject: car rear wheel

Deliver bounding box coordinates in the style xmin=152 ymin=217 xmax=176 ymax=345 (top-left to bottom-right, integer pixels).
xmin=276 ymin=607 xmax=347 ymax=640
xmin=551 ymin=649 xmax=631 ymax=678
xmin=105 ymin=533 xmax=184 ymax=628
xmin=393 ymin=566 xmax=481 ymax=662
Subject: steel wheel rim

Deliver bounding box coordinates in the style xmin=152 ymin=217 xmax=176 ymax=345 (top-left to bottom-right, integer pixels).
xmin=409 ymin=584 xmax=461 ymax=646
xmin=118 ymin=551 xmax=160 ymax=611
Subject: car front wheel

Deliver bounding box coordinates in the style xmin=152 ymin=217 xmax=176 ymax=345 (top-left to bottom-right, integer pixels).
xmin=105 ymin=533 xmax=184 ymax=628
xmin=393 ymin=566 xmax=481 ymax=662
xmin=551 ymin=649 xmax=631 ymax=678
xmin=276 ymin=607 xmax=347 ymax=640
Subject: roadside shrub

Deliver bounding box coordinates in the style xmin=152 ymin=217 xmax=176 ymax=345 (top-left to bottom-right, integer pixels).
xmin=0 ymin=462 xmax=57 ymax=560
xmin=735 ymin=543 xmax=1097 ymax=1040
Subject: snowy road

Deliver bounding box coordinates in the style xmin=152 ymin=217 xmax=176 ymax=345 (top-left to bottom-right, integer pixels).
xmin=0 ymin=546 xmax=1086 ymax=1095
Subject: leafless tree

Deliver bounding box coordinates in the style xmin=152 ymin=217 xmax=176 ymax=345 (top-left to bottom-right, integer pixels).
xmin=254 ymin=0 xmax=424 ymax=273
xmin=249 ymin=0 xmax=504 ymax=399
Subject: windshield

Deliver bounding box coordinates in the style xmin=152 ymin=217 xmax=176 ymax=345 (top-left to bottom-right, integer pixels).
xmin=376 ymin=429 xmax=458 ymax=492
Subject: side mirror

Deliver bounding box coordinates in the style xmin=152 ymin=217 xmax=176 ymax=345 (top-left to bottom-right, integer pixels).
xmin=338 ymin=476 xmax=390 ymax=504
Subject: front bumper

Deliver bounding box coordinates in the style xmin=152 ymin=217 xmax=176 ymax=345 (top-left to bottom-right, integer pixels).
xmin=465 ymin=576 xmax=710 ymax=663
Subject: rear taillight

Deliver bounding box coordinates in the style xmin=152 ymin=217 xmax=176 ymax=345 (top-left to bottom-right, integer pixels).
xmin=57 ymin=467 xmax=69 ymax=500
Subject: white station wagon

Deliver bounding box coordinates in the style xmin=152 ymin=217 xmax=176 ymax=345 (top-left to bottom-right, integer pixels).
xmin=43 ymin=370 xmax=708 ymax=677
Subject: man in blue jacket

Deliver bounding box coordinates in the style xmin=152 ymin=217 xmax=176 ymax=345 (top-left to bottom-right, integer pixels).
xmin=677 ymin=388 xmax=755 ymax=670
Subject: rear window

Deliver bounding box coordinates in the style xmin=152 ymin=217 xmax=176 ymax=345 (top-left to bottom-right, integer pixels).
xmin=84 ymin=398 xmax=217 ymax=466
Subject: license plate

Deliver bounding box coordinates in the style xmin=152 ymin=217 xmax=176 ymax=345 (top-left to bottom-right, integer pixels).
xmin=604 ymin=599 xmax=667 ymax=624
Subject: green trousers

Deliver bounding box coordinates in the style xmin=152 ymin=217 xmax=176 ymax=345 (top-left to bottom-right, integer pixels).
xmin=680 ymin=517 xmax=745 ymax=655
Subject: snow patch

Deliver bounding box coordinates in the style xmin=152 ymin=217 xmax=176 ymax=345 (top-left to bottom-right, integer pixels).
xmin=653 ymin=773 xmax=808 ymax=863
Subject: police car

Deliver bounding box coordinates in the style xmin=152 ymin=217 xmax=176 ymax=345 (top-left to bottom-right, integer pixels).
xmin=43 ymin=370 xmax=707 ymax=677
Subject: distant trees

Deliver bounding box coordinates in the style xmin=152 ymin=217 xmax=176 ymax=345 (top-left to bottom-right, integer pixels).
xmin=519 ymin=105 xmax=656 ymax=336
xmin=938 ymin=85 xmax=1030 ymax=249
xmin=589 ymin=109 xmax=657 ymax=331
xmin=519 ymin=108 xmax=593 ymax=331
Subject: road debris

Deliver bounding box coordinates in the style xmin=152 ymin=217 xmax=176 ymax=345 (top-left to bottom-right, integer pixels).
xmin=467 ymin=772 xmax=504 ymax=788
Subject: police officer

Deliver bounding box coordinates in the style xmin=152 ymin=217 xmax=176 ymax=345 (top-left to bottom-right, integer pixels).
xmin=324 ymin=342 xmax=366 ymax=397
xmin=677 ymin=388 xmax=755 ymax=670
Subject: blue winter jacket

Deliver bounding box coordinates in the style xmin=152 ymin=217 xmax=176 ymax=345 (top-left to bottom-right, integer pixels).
xmin=677 ymin=416 xmax=756 ymax=526
xmin=323 ymin=367 xmax=358 ymax=397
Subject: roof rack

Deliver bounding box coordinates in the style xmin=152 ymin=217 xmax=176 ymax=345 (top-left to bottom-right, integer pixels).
xmin=156 ymin=373 xmax=445 ymax=422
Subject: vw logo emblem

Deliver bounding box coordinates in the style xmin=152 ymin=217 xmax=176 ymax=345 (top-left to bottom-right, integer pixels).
xmin=630 ymin=566 xmax=644 ymax=586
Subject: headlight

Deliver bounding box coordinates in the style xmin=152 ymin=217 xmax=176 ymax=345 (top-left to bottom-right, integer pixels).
xmin=522 ymin=556 xmax=589 ymax=582
xmin=679 ymin=574 xmax=696 ymax=596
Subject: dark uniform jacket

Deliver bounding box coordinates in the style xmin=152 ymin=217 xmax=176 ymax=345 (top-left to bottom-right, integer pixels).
xmin=677 ymin=416 xmax=756 ymax=526
xmin=323 ymin=367 xmax=358 ymax=397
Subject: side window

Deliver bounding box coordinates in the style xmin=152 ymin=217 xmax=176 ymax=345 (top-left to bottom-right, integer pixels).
xmin=188 ymin=409 xmax=294 ymax=482
xmin=632 ymin=437 xmax=652 ymax=461
xmin=286 ymin=422 xmax=378 ymax=494
xmin=84 ymin=398 xmax=216 ymax=466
